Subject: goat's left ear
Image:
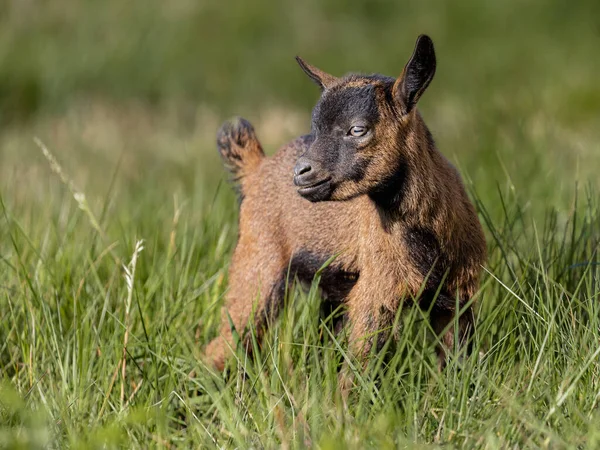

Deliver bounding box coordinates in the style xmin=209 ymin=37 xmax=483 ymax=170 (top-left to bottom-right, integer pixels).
xmin=393 ymin=35 xmax=436 ymax=115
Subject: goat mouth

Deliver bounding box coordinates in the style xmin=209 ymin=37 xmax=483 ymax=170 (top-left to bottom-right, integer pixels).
xmin=297 ymin=177 xmax=331 ymax=192
xmin=297 ymin=177 xmax=332 ymax=198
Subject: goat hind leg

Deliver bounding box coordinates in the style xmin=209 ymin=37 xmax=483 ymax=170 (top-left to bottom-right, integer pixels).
xmin=204 ymin=240 xmax=287 ymax=370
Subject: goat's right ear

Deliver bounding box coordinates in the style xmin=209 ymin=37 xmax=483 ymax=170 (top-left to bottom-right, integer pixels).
xmin=393 ymin=35 xmax=436 ymax=115
xmin=295 ymin=56 xmax=338 ymax=91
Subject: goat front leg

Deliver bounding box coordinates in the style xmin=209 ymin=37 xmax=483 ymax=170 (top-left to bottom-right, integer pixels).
xmin=338 ymin=277 xmax=398 ymax=397
xmin=430 ymin=303 xmax=475 ymax=369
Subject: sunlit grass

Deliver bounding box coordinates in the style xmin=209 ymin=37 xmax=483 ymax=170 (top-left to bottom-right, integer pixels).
xmin=1 ymin=118 xmax=599 ymax=447
xmin=1 ymin=0 xmax=600 ymax=447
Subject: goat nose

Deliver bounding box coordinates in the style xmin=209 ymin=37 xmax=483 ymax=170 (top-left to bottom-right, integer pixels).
xmin=294 ymin=161 xmax=312 ymax=176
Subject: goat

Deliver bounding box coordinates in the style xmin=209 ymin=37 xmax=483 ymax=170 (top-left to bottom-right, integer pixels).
xmin=205 ymin=35 xmax=487 ymax=376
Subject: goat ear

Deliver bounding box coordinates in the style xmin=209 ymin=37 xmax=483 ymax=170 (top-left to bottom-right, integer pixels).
xmin=295 ymin=56 xmax=338 ymax=91
xmin=393 ymin=35 xmax=436 ymax=115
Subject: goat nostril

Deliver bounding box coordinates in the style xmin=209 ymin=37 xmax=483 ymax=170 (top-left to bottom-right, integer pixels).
xmin=299 ymin=164 xmax=311 ymax=175
xmin=295 ymin=163 xmax=312 ymax=176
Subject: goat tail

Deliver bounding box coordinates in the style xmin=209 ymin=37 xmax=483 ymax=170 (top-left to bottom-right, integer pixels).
xmin=216 ymin=117 xmax=265 ymax=186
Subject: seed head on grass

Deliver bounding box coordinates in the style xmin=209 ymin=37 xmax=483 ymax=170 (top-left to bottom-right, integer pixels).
xmin=34 ymin=137 xmax=115 ymax=260
xmin=121 ymin=239 xmax=145 ymax=411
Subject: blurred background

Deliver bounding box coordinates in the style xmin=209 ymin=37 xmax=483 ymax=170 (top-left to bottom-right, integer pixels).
xmin=0 ymin=0 xmax=599 ymax=223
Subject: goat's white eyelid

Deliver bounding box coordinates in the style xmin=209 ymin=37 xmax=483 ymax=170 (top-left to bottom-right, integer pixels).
xmin=348 ymin=125 xmax=368 ymax=137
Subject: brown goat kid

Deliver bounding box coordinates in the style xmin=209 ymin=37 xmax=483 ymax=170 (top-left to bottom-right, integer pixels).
xmin=205 ymin=35 xmax=487 ymax=372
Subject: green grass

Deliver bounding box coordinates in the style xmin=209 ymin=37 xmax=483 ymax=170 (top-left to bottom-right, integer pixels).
xmin=1 ymin=0 xmax=600 ymax=448
xmin=1 ymin=115 xmax=599 ymax=450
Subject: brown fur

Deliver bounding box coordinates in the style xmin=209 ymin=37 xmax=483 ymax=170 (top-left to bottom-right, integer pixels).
xmin=205 ymin=35 xmax=487 ymax=376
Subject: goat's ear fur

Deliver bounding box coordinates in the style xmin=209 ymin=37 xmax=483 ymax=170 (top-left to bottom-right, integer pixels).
xmin=295 ymin=56 xmax=338 ymax=91
xmin=393 ymin=35 xmax=436 ymax=115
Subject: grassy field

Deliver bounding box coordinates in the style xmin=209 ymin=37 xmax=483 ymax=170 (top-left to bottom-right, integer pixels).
xmin=1 ymin=0 xmax=600 ymax=448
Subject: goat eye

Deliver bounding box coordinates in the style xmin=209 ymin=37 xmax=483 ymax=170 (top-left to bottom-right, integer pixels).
xmin=348 ymin=125 xmax=368 ymax=137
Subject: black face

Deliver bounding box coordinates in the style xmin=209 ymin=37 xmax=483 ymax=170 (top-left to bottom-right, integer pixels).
xmin=293 ymin=79 xmax=390 ymax=202
xmin=293 ymin=35 xmax=437 ymax=203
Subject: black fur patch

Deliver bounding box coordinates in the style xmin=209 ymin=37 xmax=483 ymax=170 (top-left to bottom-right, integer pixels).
xmin=369 ymin=161 xmax=410 ymax=211
xmin=288 ymin=250 xmax=358 ymax=328
xmin=289 ymin=250 xmax=358 ymax=302
xmin=405 ymin=226 xmax=444 ymax=283
xmin=404 ymin=226 xmax=454 ymax=311
xmin=312 ymin=85 xmax=380 ymax=134
xmin=346 ymin=155 xmax=370 ymax=183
